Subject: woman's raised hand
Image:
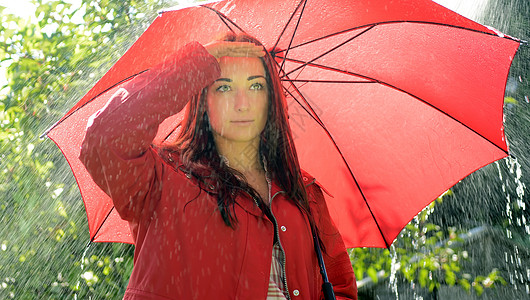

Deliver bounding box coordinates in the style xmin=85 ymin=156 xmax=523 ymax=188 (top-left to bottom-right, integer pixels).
xmin=204 ymin=41 xmax=265 ymax=60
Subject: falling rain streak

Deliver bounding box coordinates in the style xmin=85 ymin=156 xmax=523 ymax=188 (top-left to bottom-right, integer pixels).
xmin=497 ymin=158 xmax=529 ymax=294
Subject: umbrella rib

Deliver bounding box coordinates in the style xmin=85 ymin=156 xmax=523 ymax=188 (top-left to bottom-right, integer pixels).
xmin=278 ymin=56 xmax=376 ymax=82
xmin=282 ymin=79 xmax=376 ymax=84
xmin=88 ymin=206 xmax=116 ymax=245
xmin=274 ymin=20 xmax=520 ymax=55
xmin=271 ymin=0 xmax=307 ymax=52
xmin=283 ymin=25 xmax=375 ymax=78
xmin=201 ymin=5 xmax=246 ymax=34
xmin=279 ymin=0 xmax=308 ymax=71
xmin=281 ymin=56 xmax=509 ymax=155
xmin=281 ymin=85 xmax=383 ymax=245
xmin=282 ymin=83 xmax=323 ymax=128
xmin=40 ymin=70 xmax=148 ymax=138
xmin=273 ymin=58 xmax=321 ymax=125
xmin=280 ymin=70 xmax=392 ymax=248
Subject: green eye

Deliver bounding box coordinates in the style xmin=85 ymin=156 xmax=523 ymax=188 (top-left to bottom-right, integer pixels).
xmin=250 ymin=83 xmax=264 ymax=90
xmin=216 ymin=85 xmax=231 ymax=92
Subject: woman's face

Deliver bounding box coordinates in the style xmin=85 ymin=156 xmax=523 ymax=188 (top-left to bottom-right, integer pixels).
xmin=206 ymin=56 xmax=269 ymax=145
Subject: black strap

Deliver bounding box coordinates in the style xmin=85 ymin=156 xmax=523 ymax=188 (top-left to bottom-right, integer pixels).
xmin=312 ymin=227 xmax=336 ymax=300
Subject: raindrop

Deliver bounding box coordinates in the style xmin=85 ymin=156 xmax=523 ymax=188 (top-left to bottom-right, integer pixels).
xmin=389 ymin=245 xmax=400 ymax=300
xmin=73 ymin=245 xmax=91 ymax=300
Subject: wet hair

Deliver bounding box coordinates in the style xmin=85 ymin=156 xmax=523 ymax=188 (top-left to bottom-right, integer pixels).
xmin=165 ymin=32 xmax=314 ymax=231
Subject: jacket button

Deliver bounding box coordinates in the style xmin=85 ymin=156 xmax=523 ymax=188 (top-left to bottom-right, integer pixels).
xmin=303 ymin=177 xmax=308 ymax=181
xmin=293 ymin=289 xmax=300 ymax=296
xmin=185 ymin=174 xmax=191 ymax=179
xmin=280 ymin=226 xmax=287 ymax=232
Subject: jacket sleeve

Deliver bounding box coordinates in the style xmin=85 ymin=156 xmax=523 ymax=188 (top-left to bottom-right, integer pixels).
xmin=308 ymin=184 xmax=358 ymax=300
xmin=79 ymin=42 xmax=220 ymax=222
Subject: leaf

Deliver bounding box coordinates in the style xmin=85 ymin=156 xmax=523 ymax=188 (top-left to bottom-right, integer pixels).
xmin=458 ymin=278 xmax=471 ymax=292
xmin=445 ymin=270 xmax=456 ymax=286
xmin=473 ymin=283 xmax=484 ymax=296
xmin=418 ymin=268 xmax=429 ymax=287
xmin=428 ymin=281 xmax=438 ymax=292
xmin=367 ymin=267 xmax=379 ymax=283
xmin=504 ymin=96 xmax=518 ymax=104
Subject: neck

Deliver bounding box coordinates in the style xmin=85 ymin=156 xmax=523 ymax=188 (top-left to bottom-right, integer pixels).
xmin=213 ymin=135 xmax=263 ymax=174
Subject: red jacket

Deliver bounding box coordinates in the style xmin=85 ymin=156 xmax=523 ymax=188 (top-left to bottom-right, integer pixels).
xmin=80 ymin=42 xmax=357 ymax=300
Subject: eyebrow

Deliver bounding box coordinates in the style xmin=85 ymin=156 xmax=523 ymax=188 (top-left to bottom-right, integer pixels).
xmin=248 ymin=75 xmax=266 ymax=81
xmin=214 ymin=75 xmax=266 ymax=82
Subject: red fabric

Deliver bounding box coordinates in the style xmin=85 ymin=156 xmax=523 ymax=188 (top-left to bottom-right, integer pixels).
xmin=79 ymin=42 xmax=357 ymax=300
xmin=47 ymin=0 xmax=520 ymax=248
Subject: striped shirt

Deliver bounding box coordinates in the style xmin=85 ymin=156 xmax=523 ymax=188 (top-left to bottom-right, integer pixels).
xmin=267 ymin=242 xmax=288 ymax=299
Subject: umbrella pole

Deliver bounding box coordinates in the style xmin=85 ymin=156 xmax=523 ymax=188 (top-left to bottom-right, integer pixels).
xmin=312 ymin=226 xmax=336 ymax=300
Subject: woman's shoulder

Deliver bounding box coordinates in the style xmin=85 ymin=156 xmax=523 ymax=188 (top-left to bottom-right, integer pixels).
xmin=300 ymin=169 xmax=316 ymax=185
xmin=300 ymin=169 xmax=333 ymax=201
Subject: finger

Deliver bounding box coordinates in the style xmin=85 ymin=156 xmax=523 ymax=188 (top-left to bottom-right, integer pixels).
xmin=225 ymin=47 xmax=266 ymax=57
xmin=223 ymin=42 xmax=264 ymax=52
xmin=225 ymin=42 xmax=262 ymax=49
xmin=205 ymin=41 xmax=266 ymax=58
xmin=226 ymin=49 xmax=265 ymax=56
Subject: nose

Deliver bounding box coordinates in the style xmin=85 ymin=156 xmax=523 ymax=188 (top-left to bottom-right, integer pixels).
xmin=234 ymin=90 xmax=250 ymax=112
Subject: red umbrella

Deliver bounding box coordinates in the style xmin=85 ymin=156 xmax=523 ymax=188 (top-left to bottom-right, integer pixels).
xmin=44 ymin=0 xmax=521 ymax=248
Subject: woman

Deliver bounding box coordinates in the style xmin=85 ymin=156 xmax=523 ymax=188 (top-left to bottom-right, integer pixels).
xmin=80 ymin=32 xmax=357 ymax=300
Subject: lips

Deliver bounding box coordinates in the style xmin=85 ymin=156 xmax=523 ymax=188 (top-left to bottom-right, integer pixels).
xmin=231 ymin=120 xmax=254 ymax=123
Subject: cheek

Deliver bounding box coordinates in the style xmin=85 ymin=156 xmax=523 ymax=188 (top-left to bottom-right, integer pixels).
xmin=257 ymin=97 xmax=269 ymax=128
xmin=206 ymin=96 xmax=229 ymax=131
xmin=206 ymin=97 xmax=219 ymax=129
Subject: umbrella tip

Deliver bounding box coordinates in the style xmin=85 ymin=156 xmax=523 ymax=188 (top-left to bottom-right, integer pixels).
xmin=39 ymin=130 xmax=50 ymax=139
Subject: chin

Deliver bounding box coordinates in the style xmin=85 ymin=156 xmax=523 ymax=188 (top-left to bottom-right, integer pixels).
xmin=228 ymin=135 xmax=260 ymax=143
xmin=219 ymin=131 xmax=261 ymax=143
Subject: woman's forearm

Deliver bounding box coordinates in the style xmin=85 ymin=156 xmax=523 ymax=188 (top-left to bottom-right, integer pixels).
xmin=82 ymin=42 xmax=220 ymax=160
xmin=78 ymin=42 xmax=220 ymax=220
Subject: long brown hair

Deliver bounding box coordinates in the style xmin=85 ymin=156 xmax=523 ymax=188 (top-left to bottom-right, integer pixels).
xmin=166 ymin=32 xmax=313 ymax=229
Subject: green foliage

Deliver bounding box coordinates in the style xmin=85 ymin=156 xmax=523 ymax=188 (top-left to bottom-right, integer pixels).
xmin=351 ymin=194 xmax=509 ymax=297
xmin=0 ymin=0 xmax=170 ymax=298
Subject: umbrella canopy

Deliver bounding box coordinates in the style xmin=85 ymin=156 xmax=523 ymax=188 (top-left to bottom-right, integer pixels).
xmin=45 ymin=0 xmax=520 ymax=248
